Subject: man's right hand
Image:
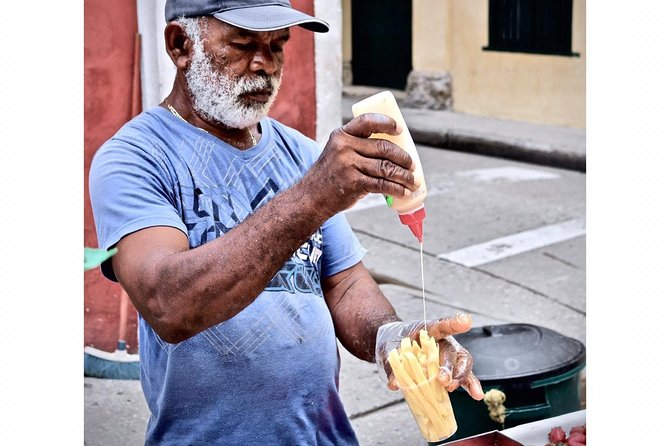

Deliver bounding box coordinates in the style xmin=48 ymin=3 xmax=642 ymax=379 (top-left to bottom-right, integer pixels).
xmin=304 ymin=113 xmax=420 ymax=218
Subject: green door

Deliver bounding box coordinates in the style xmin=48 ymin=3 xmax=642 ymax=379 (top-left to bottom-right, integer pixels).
xmin=351 ymin=0 xmax=412 ymax=90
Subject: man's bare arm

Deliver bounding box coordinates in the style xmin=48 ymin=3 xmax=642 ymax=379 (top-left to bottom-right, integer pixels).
xmin=114 ymin=182 xmax=328 ymax=344
xmin=321 ymin=262 xmax=401 ymax=362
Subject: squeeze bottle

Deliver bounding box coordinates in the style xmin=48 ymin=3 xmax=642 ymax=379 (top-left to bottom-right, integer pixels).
xmin=351 ymin=91 xmax=427 ymax=242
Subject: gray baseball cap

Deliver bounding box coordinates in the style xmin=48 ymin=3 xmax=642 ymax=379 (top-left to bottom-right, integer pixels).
xmin=165 ymin=0 xmax=329 ymax=33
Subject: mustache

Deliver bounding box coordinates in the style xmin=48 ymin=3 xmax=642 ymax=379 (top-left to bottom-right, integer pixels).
xmin=234 ymin=74 xmax=280 ymax=95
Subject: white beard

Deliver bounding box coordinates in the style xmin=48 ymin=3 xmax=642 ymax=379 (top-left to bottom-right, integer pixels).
xmin=184 ymin=26 xmax=282 ymax=129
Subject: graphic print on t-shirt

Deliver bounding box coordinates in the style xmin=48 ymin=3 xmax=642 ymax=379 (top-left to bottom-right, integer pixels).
xmin=267 ymin=229 xmax=323 ymax=295
xmin=178 ymin=135 xmax=323 ymax=296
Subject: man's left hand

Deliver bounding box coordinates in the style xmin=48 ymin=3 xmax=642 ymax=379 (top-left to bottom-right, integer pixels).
xmin=375 ymin=314 xmax=485 ymax=400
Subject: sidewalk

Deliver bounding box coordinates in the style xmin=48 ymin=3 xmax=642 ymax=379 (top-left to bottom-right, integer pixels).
xmin=342 ymin=86 xmax=586 ymax=172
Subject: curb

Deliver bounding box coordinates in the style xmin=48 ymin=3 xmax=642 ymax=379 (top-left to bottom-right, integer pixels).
xmin=341 ymin=97 xmax=586 ymax=173
xmin=409 ymin=127 xmax=586 ymax=173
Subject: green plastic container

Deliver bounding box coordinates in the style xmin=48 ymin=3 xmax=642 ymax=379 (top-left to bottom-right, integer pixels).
xmin=436 ymin=324 xmax=586 ymax=443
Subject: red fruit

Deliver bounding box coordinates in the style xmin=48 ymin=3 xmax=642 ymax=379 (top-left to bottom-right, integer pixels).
xmin=569 ymin=425 xmax=586 ymax=436
xmin=567 ymin=431 xmax=586 ymax=445
xmin=549 ymin=426 xmax=567 ymax=443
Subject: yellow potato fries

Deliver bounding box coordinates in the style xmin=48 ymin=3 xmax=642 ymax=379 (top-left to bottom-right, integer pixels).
xmin=388 ymin=329 xmax=457 ymax=442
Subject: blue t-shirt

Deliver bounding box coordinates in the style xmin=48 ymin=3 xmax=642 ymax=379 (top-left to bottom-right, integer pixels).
xmin=89 ymin=106 xmax=366 ymax=445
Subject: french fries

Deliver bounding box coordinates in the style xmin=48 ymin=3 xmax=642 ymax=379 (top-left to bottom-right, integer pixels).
xmin=388 ymin=329 xmax=458 ymax=442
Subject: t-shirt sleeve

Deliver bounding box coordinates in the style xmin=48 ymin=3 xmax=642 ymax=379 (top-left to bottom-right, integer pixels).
xmin=320 ymin=212 xmax=367 ymax=278
xmin=88 ymin=139 xmax=187 ymax=281
xmin=269 ymin=120 xmax=367 ymax=278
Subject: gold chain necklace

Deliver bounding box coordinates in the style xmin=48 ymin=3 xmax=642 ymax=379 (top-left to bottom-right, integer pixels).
xmin=166 ymin=103 xmax=257 ymax=146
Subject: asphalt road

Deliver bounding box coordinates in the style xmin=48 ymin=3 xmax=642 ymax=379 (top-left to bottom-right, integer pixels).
xmin=344 ymin=143 xmax=586 ymax=345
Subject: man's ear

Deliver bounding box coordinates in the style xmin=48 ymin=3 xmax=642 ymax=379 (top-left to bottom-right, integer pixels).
xmin=164 ymin=21 xmax=193 ymax=70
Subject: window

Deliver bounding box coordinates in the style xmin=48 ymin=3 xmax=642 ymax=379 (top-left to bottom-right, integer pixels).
xmin=484 ymin=0 xmax=578 ymax=57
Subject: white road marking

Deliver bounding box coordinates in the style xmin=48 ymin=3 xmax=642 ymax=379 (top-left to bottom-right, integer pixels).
xmin=437 ymin=218 xmax=585 ymax=267
xmin=456 ymin=166 xmax=560 ymax=182
xmin=346 ymin=166 xmax=559 ymax=213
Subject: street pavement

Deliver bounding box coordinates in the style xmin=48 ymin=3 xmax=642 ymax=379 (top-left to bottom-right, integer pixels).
xmin=85 ymin=96 xmax=586 ymax=445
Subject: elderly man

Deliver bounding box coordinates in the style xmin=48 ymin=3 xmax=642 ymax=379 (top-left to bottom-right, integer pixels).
xmin=89 ymin=1 xmax=483 ymax=444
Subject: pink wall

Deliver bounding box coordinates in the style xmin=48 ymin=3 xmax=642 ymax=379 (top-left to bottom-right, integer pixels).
xmin=84 ymin=1 xmax=319 ymax=353
xmin=84 ymin=0 xmax=140 ymax=353
xmin=269 ymin=0 xmax=318 ymax=138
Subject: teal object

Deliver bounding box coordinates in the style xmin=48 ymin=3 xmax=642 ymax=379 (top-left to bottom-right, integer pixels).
xmin=84 ymin=247 xmax=118 ymax=271
xmin=84 ymin=341 xmax=140 ymax=380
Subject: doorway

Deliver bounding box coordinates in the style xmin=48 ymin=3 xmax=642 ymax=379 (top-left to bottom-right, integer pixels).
xmin=351 ymin=0 xmax=412 ymax=90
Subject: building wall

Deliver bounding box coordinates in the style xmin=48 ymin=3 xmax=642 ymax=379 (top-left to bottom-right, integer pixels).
xmin=446 ymin=0 xmax=586 ymax=128
xmin=315 ymin=0 xmax=343 ymax=144
xmin=344 ymin=0 xmax=586 ymax=129
xmin=413 ymin=0 xmax=450 ymax=71
xmin=341 ymin=0 xmax=352 ymax=85
xmin=270 ymin=0 xmax=319 ymax=139
xmin=84 ymin=0 xmax=140 ymax=353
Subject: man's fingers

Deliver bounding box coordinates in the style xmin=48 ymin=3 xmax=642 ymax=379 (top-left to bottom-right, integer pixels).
xmin=354 ymin=171 xmax=416 ymax=199
xmin=372 ymin=180 xmax=411 ymax=201
xmin=437 ymin=364 xmax=452 ymax=388
xmin=435 ymin=334 xmax=481 ymax=398
xmin=426 ymin=313 xmax=473 ymax=340
xmin=461 ymin=372 xmax=485 ymax=401
xmin=346 ymin=138 xmax=417 ymax=197
xmin=354 ymin=138 xmax=414 ymax=172
xmin=342 ymin=113 xmax=401 ymax=139
xmin=451 ymin=342 xmax=473 ymax=383
xmin=330 ymin=114 xmax=416 ymax=202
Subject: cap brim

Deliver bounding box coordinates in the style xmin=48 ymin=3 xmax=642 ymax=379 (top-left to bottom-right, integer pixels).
xmin=213 ymin=5 xmax=329 ymax=33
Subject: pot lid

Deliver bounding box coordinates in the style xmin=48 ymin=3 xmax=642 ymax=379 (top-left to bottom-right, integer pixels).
xmin=454 ymin=324 xmax=585 ymax=384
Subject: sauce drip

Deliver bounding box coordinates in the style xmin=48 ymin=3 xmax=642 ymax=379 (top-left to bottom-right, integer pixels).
xmin=420 ymin=241 xmax=427 ymax=331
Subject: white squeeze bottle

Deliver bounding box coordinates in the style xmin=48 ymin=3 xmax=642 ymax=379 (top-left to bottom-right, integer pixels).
xmin=352 ymin=91 xmax=427 ymax=242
